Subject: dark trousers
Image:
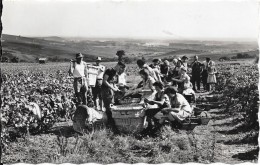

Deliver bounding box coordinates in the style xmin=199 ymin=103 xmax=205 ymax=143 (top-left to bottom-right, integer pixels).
xmin=73 ymin=78 xmax=87 ymax=105
xmin=201 ymin=70 xmax=209 ymax=91
xmin=101 ymin=86 xmax=118 ymax=133
xmin=145 ymin=108 xmax=161 ymax=129
xmin=92 ymin=80 xmax=103 ymax=109
xmin=191 ymin=75 xmax=201 ymax=91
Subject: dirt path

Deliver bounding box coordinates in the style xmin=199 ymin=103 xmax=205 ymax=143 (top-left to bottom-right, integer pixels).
xmin=192 ymin=89 xmax=258 ymax=163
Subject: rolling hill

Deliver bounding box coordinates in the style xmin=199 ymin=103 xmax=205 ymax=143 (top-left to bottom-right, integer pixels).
xmin=1 ymin=34 xmax=258 ymax=63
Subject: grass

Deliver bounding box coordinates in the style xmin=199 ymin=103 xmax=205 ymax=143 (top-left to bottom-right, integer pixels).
xmin=2 ymin=126 xmax=214 ymax=164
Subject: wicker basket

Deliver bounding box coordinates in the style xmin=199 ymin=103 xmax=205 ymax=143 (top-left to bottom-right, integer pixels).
xmin=86 ymin=65 xmax=99 ymax=86
xmin=111 ymin=104 xmax=147 ymax=134
xmin=199 ymin=111 xmax=211 ymax=125
xmin=114 ymin=117 xmax=147 ymax=134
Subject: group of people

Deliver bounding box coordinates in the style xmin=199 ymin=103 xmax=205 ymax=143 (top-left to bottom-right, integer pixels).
xmin=68 ymin=51 xmax=217 ymax=131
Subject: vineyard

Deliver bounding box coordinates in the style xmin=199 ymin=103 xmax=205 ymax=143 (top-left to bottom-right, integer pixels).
xmin=0 ymin=61 xmax=259 ymax=163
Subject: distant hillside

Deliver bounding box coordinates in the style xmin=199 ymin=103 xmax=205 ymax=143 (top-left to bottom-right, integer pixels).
xmin=2 ymin=34 xmax=113 ymax=62
xmin=1 ymin=34 xmax=258 ymax=63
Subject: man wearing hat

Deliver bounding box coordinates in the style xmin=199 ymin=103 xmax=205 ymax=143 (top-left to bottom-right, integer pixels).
xmin=92 ymin=57 xmax=106 ymax=110
xmin=69 ymin=53 xmax=89 ymax=105
xmin=190 ymin=55 xmax=203 ymax=92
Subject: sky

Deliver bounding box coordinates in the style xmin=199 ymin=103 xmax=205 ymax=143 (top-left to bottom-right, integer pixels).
xmin=2 ymin=0 xmax=260 ymax=41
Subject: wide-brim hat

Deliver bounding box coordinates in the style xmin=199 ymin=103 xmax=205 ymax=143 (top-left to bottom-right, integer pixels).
xmin=76 ymin=53 xmax=83 ymax=59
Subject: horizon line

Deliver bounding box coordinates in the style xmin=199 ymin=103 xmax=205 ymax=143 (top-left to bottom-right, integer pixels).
xmin=2 ymin=33 xmax=258 ymax=43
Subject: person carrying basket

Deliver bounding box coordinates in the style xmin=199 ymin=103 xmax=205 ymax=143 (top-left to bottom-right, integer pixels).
xmin=69 ymin=53 xmax=89 ymax=105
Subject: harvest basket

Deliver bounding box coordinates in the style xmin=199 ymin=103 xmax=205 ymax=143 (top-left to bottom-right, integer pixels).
xmin=111 ymin=104 xmax=147 ymax=134
xmin=86 ymin=65 xmax=99 ymax=86
xmin=199 ymin=111 xmax=211 ymax=125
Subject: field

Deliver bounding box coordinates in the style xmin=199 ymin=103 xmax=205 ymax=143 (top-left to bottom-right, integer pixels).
xmin=1 ymin=59 xmax=259 ymax=164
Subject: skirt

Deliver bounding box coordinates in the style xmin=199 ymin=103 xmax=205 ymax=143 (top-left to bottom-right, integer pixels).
xmin=207 ymin=74 xmax=216 ymax=84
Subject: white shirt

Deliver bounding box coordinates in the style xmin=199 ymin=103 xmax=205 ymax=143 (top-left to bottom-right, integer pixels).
xmin=117 ymin=72 xmax=126 ymax=86
xmin=73 ymin=62 xmax=86 ymax=78
xmin=143 ymin=64 xmax=159 ymax=81
xmin=170 ymin=93 xmax=192 ymax=113
xmin=95 ymin=64 xmax=106 ymax=80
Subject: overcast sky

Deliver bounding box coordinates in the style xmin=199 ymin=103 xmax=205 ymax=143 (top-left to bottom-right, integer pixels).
xmin=2 ymin=0 xmax=260 ymax=41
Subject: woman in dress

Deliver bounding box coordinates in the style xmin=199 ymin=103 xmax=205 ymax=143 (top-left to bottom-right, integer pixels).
xmin=207 ymin=60 xmax=217 ymax=92
xmin=154 ymin=86 xmax=192 ymax=127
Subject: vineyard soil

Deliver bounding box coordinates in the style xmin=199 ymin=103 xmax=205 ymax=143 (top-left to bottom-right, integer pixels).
xmin=1 ymin=61 xmax=258 ymax=163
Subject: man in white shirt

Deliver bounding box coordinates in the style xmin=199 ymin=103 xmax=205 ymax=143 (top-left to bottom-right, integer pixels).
xmin=92 ymin=57 xmax=106 ymax=110
xmin=69 ymin=53 xmax=88 ymax=105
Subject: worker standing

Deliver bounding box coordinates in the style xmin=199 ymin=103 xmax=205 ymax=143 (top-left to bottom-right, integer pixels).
xmin=92 ymin=57 xmax=106 ymax=111
xmin=69 ymin=53 xmax=88 ymax=105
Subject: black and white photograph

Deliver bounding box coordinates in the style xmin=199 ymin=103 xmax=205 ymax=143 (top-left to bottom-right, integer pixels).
xmin=0 ymin=0 xmax=259 ymax=164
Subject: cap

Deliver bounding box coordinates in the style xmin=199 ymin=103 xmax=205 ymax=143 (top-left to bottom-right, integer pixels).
xmin=96 ymin=57 xmax=102 ymax=61
xmin=76 ymin=53 xmax=83 ymax=59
